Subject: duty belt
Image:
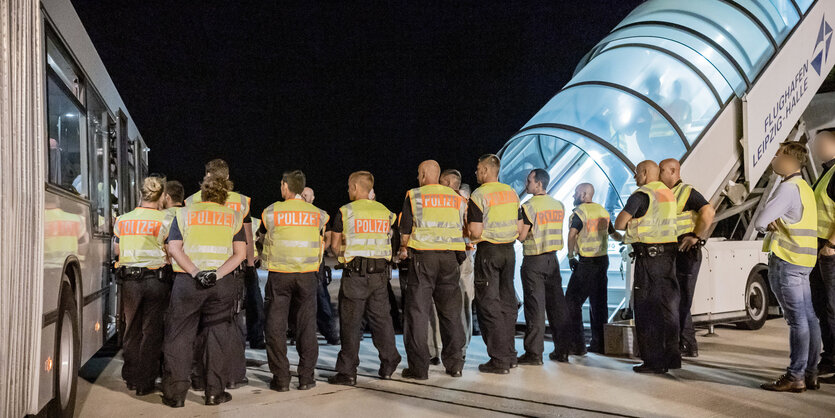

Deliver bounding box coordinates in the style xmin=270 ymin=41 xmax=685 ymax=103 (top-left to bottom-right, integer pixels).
xmin=629 ymin=243 xmax=677 ymax=259
xmin=345 ymin=257 xmax=389 ymax=275
xmin=118 ymin=266 xmax=163 ymax=281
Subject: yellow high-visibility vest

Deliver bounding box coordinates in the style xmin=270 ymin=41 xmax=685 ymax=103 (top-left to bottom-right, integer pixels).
xmin=251 ymin=216 xmax=262 ymax=258
xmin=765 ymin=176 xmax=818 ymax=268
xmin=175 ymin=201 xmax=242 ymax=272
xmin=572 ymin=202 xmax=611 ymax=257
xmin=406 ymin=184 xmax=466 ymax=251
xmin=671 ymin=182 xmax=698 ymax=237
xmin=186 ymin=190 xmax=251 ymax=218
xmin=338 ymin=199 xmax=396 ymax=263
xmin=44 ymin=208 xmax=86 ymax=268
xmin=262 ymin=198 xmax=328 ymax=273
xmin=114 ymin=207 xmax=170 ymax=269
xmin=814 ymin=164 xmax=835 ymax=239
xmin=623 ymin=181 xmax=678 ymax=244
xmin=521 ymin=195 xmax=564 ymax=256
xmin=470 ymin=182 xmax=520 ymax=244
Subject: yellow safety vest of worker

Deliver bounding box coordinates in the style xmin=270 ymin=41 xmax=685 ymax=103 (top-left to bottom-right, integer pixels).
xmin=113 ymin=207 xmax=171 ymax=269
xmin=173 ymin=201 xmax=243 ymax=272
xmin=338 ymin=199 xmax=396 ymax=263
xmin=571 ymin=202 xmax=611 ymax=257
xmin=44 ymin=207 xmax=86 ymax=268
xmin=520 ymin=195 xmax=564 ymax=256
xmin=251 ymin=216 xmax=262 ymax=259
xmin=186 ymin=190 xmax=251 ymax=218
xmin=814 ymin=164 xmax=835 ymax=239
xmin=671 ymin=182 xmax=698 ymax=237
xmin=406 ymin=184 xmax=466 ymax=251
xmin=764 ymin=176 xmax=818 ymax=268
xmin=470 ymin=182 xmax=520 ymax=244
xmin=261 ymin=197 xmax=329 ymax=273
xmin=623 ymin=181 xmax=678 ymax=244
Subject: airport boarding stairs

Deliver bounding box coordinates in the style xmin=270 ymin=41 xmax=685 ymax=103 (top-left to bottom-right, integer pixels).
xmin=498 ymin=0 xmax=835 ymax=327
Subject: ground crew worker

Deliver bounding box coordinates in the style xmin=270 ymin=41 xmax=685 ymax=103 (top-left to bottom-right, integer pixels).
xmin=399 ymin=160 xmax=467 ymax=380
xmin=262 ymin=170 xmax=329 ymax=391
xmin=185 ymin=159 xmax=260 ymax=390
xmin=113 ymin=176 xmax=172 ymax=396
xmin=469 ymin=154 xmax=520 ymax=374
xmin=811 ymin=129 xmax=835 ymax=382
xmin=756 ymin=142 xmax=821 ymax=392
xmin=328 ymin=171 xmax=401 ymax=386
xmin=516 ymin=169 xmax=570 ymax=364
xmin=162 ymin=173 xmax=246 ymax=407
xmin=660 ymin=158 xmax=715 ymax=358
xmin=614 ymin=160 xmax=680 ymax=374
xmin=565 ymin=183 xmax=621 ymax=355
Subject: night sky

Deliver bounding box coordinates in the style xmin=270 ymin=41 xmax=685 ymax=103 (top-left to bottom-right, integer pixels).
xmin=70 ymin=0 xmax=643 ymax=216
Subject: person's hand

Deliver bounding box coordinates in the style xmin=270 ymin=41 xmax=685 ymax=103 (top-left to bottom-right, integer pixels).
xmin=568 ymin=258 xmax=579 ymax=271
xmin=767 ymin=221 xmax=780 ymax=232
xmin=679 ymin=235 xmax=700 ymax=252
xmin=820 ymin=245 xmax=835 ymax=257
xmin=398 ymin=247 xmax=409 ymax=261
xmin=196 ymin=270 xmax=218 ymax=288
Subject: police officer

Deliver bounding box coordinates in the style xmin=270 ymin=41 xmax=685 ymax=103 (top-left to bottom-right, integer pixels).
xmin=469 ymin=154 xmax=521 ymax=374
xmin=328 ymin=171 xmax=402 ymax=386
xmin=185 ymin=159 xmax=259 ymax=390
xmin=262 ymin=170 xmax=329 ymax=391
xmin=660 ymin=159 xmax=715 ymax=358
xmin=301 ymin=186 xmax=340 ymax=345
xmin=162 ymin=174 xmax=246 ymax=407
xmin=399 ymin=160 xmax=467 ymax=380
xmin=114 ymin=176 xmax=172 ymax=396
xmin=565 ymin=183 xmax=621 ymax=355
xmin=811 ymin=129 xmax=835 ymax=381
xmin=614 ymin=160 xmax=680 ymax=374
xmin=163 ymin=180 xmax=185 ymax=215
xmin=515 ymin=169 xmax=570 ymax=364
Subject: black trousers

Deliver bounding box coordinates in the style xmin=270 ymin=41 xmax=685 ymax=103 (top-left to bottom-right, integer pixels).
xmin=192 ymin=273 xmax=247 ymax=385
xmin=121 ymin=274 xmax=170 ymax=390
xmin=474 ymin=242 xmax=517 ymax=368
xmin=316 ymin=266 xmax=339 ymax=343
xmin=162 ymin=273 xmax=237 ymax=400
xmin=633 ymin=247 xmax=681 ymax=369
xmin=811 ymin=238 xmax=835 ymax=366
xmin=676 ymin=243 xmax=702 ymax=351
xmin=404 ymin=250 xmax=465 ymax=377
xmin=265 ymin=272 xmax=319 ymax=386
xmin=335 ymin=268 xmax=401 ymax=378
xmin=565 ymin=255 xmax=609 ymax=353
xmin=521 ymin=253 xmax=569 ymax=357
xmin=245 ymin=266 xmax=265 ymax=346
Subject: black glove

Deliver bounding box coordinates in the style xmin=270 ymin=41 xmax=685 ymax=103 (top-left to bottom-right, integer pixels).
xmin=569 ymin=258 xmax=579 ymax=271
xmin=455 ymin=250 xmax=467 ymax=265
xmin=196 ymin=270 xmax=218 ymax=288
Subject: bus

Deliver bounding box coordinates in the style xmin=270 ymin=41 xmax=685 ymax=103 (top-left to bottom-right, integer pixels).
xmin=1 ymin=0 xmax=147 ymax=416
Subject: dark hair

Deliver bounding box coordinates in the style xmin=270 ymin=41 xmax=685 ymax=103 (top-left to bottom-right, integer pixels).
xmin=205 ymin=159 xmax=229 ymax=179
xmin=817 ymin=127 xmax=835 ymax=135
xmin=530 ymin=168 xmax=550 ymax=189
xmin=777 ymin=141 xmax=808 ymax=165
xmin=164 ymin=180 xmax=184 ymax=203
xmin=282 ymin=170 xmax=306 ymax=195
xmin=201 ymin=174 xmax=231 ymax=204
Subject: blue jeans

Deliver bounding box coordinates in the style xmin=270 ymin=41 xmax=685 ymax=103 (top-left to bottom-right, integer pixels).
xmin=768 ymin=254 xmax=821 ymax=380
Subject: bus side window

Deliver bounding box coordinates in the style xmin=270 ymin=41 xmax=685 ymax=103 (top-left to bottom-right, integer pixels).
xmin=87 ymin=91 xmax=111 ymax=233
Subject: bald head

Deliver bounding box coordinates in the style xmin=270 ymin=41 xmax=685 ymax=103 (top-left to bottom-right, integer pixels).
xmin=301 ymin=187 xmax=315 ymax=203
xmin=635 ymin=160 xmax=660 ymax=187
xmin=659 ymin=158 xmax=681 ymax=188
xmin=418 ymin=160 xmax=441 ymax=186
xmin=573 ymin=183 xmax=595 ymax=205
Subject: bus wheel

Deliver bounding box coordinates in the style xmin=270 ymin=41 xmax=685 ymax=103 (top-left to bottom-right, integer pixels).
xmin=737 ymin=270 xmax=769 ymax=330
xmin=52 ymin=280 xmax=80 ymax=417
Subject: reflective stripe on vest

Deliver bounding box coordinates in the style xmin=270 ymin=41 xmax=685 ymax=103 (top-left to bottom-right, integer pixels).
xmin=623 ymin=181 xmax=678 ymax=244
xmin=521 ymin=195 xmax=564 ymax=256
xmin=470 ymin=182 xmax=520 ymax=244
xmin=671 ymin=182 xmax=697 ymax=236
xmin=114 ymin=207 xmax=170 ymax=268
xmin=176 ymin=202 xmax=242 ymax=272
xmin=263 ymin=198 xmax=328 ymax=273
xmin=814 ymin=164 xmax=835 ymax=239
xmin=407 ymin=184 xmax=466 ymax=251
xmin=765 ymin=176 xmax=818 ymax=268
xmin=339 ymin=199 xmax=395 ymax=263
xmin=573 ymin=202 xmax=610 ymax=257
